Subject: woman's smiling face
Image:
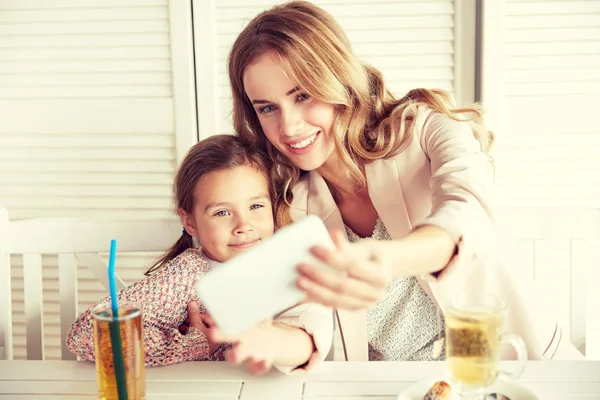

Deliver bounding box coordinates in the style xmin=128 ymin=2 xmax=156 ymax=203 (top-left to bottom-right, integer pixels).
xmin=243 ymin=53 xmax=337 ymax=171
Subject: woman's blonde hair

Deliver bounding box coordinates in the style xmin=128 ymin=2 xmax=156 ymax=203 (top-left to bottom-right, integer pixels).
xmin=229 ymin=1 xmax=494 ymax=227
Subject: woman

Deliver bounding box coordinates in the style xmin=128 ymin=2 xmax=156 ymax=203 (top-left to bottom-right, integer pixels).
xmin=224 ymin=1 xmax=580 ymax=362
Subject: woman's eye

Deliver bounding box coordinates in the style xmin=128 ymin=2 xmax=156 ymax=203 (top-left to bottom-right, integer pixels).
xmin=296 ymin=93 xmax=310 ymax=102
xmin=214 ymin=210 xmax=230 ymax=217
xmin=259 ymin=105 xmax=275 ymax=114
xmin=250 ymin=204 xmax=264 ymax=210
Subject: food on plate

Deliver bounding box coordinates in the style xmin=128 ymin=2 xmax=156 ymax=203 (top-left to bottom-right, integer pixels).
xmin=423 ymin=380 xmax=452 ymax=400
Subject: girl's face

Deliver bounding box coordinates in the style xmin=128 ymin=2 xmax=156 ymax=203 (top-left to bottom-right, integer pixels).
xmin=179 ymin=165 xmax=274 ymax=263
xmin=243 ymin=53 xmax=336 ymax=171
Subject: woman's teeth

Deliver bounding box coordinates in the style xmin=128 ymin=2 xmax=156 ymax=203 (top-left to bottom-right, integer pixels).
xmin=289 ymin=133 xmax=317 ymax=149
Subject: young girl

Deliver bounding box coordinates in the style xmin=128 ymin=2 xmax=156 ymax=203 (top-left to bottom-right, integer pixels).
xmin=66 ymin=134 xmax=333 ymax=374
xmin=226 ymin=1 xmax=582 ymax=361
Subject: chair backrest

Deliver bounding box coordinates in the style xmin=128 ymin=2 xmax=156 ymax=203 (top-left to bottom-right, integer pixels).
xmin=494 ymin=207 xmax=600 ymax=359
xmin=0 ymin=207 xmax=181 ymax=360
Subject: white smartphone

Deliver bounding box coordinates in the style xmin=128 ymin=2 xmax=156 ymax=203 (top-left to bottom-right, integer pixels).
xmin=195 ymin=214 xmax=335 ymax=337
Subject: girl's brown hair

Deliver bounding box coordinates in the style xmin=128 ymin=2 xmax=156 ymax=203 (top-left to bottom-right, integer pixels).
xmin=145 ymin=134 xmax=272 ymax=275
xmin=228 ymin=1 xmax=494 ymax=225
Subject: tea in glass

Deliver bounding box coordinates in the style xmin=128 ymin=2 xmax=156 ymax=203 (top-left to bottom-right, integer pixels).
xmin=445 ymin=293 xmax=527 ymax=398
xmin=446 ymin=305 xmax=503 ymax=386
xmin=92 ymin=302 xmax=145 ymax=400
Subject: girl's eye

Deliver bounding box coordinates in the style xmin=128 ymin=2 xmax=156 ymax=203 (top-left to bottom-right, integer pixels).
xmin=296 ymin=93 xmax=310 ymax=102
xmin=259 ymin=105 xmax=276 ymax=114
xmin=250 ymin=204 xmax=264 ymax=210
xmin=214 ymin=210 xmax=230 ymax=217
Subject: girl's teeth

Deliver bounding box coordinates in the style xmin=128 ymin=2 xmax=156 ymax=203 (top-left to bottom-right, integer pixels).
xmin=290 ymin=133 xmax=317 ymax=149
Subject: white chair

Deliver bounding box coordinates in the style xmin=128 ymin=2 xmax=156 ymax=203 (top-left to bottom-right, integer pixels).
xmin=0 ymin=207 xmax=181 ymax=361
xmin=494 ymin=207 xmax=600 ymax=359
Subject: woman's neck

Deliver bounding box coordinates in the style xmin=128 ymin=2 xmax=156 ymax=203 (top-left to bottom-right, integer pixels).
xmin=317 ymin=154 xmax=364 ymax=204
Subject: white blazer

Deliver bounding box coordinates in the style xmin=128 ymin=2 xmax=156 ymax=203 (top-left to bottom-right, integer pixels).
xmin=290 ymin=106 xmax=575 ymax=361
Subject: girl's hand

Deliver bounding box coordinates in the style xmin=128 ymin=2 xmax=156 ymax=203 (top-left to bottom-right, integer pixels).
xmin=296 ymin=230 xmax=393 ymax=310
xmin=205 ymin=318 xmax=276 ymax=375
xmin=180 ymin=301 xmax=220 ymax=355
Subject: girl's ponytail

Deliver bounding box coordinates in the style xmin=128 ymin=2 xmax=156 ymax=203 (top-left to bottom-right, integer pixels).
xmin=144 ymin=230 xmax=194 ymax=276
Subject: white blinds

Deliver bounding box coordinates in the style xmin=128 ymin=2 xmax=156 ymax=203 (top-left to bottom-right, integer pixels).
xmin=492 ymin=0 xmax=600 ymax=208
xmin=197 ymin=0 xmax=457 ymax=136
xmin=0 ymin=0 xmax=195 ymax=359
xmin=0 ymin=0 xmax=178 ymax=220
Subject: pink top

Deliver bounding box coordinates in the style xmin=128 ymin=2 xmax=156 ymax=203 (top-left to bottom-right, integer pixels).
xmin=66 ymin=248 xmax=333 ymax=373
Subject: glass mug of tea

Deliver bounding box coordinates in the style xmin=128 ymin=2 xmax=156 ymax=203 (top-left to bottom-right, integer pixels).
xmin=92 ymin=301 xmax=146 ymax=400
xmin=445 ymin=293 xmax=527 ymax=399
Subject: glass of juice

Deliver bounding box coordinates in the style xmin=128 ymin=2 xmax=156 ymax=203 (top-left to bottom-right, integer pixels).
xmin=445 ymin=293 xmax=527 ymax=399
xmin=92 ymin=301 xmax=146 ymax=400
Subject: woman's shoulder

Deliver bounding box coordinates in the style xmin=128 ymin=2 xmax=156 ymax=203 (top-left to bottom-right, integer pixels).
xmin=412 ymin=104 xmax=441 ymax=127
xmin=413 ymin=105 xmax=469 ymax=133
xmin=398 ymin=105 xmax=473 ymax=153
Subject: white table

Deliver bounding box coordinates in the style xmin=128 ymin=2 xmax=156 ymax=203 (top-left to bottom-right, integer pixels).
xmin=0 ymin=360 xmax=599 ymax=399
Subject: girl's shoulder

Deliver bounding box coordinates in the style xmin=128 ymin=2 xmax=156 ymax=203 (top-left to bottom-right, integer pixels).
xmin=163 ymin=248 xmax=212 ymax=275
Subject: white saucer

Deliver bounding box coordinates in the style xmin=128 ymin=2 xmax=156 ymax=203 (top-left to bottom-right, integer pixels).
xmin=397 ymin=375 xmax=539 ymax=400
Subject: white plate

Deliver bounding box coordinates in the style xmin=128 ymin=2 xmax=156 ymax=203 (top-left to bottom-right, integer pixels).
xmin=397 ymin=375 xmax=539 ymax=400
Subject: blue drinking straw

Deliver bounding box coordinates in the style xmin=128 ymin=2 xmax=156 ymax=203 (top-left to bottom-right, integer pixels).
xmin=108 ymin=239 xmax=119 ymax=314
xmin=108 ymin=239 xmax=128 ymax=400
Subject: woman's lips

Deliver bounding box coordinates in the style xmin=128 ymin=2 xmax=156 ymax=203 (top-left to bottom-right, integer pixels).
xmin=286 ymin=131 xmax=320 ymax=155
